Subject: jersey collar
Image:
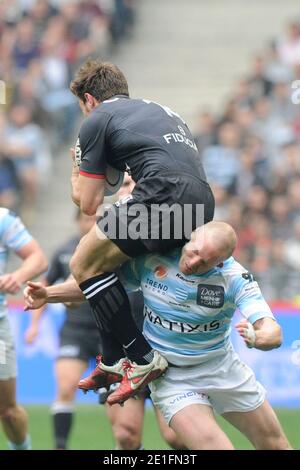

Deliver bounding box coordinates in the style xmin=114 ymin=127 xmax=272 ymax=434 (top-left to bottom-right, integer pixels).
xmin=103 ymin=94 xmax=129 ymax=103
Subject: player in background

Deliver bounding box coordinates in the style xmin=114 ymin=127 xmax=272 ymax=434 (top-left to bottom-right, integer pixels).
xmin=0 ymin=207 xmax=47 ymax=450
xmin=25 ymin=210 xmax=100 ymax=450
xmin=24 ymin=221 xmax=291 ymax=449
xmin=67 ymin=58 xmax=215 ymax=401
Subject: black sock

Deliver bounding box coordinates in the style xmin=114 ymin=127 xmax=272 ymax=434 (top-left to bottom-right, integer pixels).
xmin=98 ymin=329 xmax=124 ymax=366
xmin=79 ymin=273 xmax=153 ymax=364
xmin=51 ymin=403 xmax=74 ymax=450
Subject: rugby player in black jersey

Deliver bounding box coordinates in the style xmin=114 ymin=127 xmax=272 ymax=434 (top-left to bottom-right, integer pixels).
xmin=26 ymin=59 xmax=215 ymax=404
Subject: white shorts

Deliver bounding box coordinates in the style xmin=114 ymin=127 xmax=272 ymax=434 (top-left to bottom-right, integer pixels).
xmin=150 ymin=347 xmax=266 ymax=425
xmin=0 ymin=315 xmax=17 ymax=380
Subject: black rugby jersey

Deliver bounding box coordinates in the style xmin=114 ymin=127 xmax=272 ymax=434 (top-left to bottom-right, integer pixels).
xmin=77 ymin=96 xmax=207 ymax=182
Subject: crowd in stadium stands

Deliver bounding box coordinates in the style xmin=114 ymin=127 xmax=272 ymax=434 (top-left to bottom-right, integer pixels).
xmin=194 ymin=21 xmax=300 ymax=300
xmin=0 ymin=0 xmax=136 ymax=212
xmin=1 ymin=6 xmax=300 ymax=301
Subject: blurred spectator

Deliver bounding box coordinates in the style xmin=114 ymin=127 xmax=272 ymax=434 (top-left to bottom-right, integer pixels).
xmin=278 ymin=21 xmax=300 ymax=67
xmin=202 ymin=122 xmax=241 ymax=192
xmin=248 ymin=55 xmax=272 ymax=100
xmin=0 ymin=111 xmax=19 ymax=209
xmin=287 ymin=177 xmax=300 ymax=220
xmin=2 ymin=103 xmax=51 ymax=211
xmin=270 ymin=81 xmax=298 ymax=124
xmin=245 ymin=185 xmax=269 ymax=216
xmin=210 ymin=184 xmax=230 ymax=220
xmin=28 ymin=0 xmax=58 ymax=41
xmin=284 ymin=219 xmax=300 ymax=270
xmin=270 ymin=195 xmax=292 ymax=240
xmin=235 ymin=152 xmax=255 ymax=199
xmin=12 ymin=17 xmax=40 ymax=74
xmin=110 ymin=0 xmax=136 ymax=45
xmin=193 ymin=110 xmax=216 ymax=156
xmin=265 ymin=39 xmax=293 ymax=85
xmin=260 ymin=240 xmax=300 ymax=300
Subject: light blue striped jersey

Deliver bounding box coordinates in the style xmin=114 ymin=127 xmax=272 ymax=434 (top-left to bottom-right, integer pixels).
xmin=0 ymin=208 xmax=33 ymax=317
xmin=120 ymin=250 xmax=274 ymax=365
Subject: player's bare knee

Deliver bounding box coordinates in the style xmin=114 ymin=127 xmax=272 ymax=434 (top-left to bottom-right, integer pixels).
xmin=70 ymin=250 xmax=105 ymax=283
xmin=58 ymin=383 xmax=78 ymax=403
xmin=269 ymin=436 xmax=292 ymax=450
xmin=254 ymin=427 xmax=290 ymax=450
xmin=58 ymin=390 xmax=76 ymax=403
xmin=0 ymin=403 xmax=18 ymax=424
xmin=113 ymin=422 xmax=141 ymax=450
xmin=161 ymin=427 xmax=185 ymax=450
xmin=194 ymin=427 xmax=222 ymax=449
xmin=263 ymin=433 xmax=291 ymax=450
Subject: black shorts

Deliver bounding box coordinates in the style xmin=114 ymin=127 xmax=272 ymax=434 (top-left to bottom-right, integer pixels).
xmin=97 ymin=172 xmax=215 ymax=257
xmin=58 ymin=322 xmax=102 ymax=363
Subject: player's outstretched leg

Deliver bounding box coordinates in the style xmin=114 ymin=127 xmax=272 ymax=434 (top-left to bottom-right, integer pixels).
xmin=0 ymin=378 xmax=31 ymax=450
xmin=71 ymin=226 xmax=168 ymax=401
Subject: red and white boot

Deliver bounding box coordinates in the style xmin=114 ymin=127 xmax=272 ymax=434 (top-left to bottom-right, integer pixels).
xmin=107 ymin=351 xmax=168 ymax=405
xmin=78 ymin=355 xmax=125 ymax=393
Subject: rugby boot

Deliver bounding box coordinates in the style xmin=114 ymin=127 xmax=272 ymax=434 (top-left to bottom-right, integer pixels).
xmin=78 ymin=355 xmax=125 ymax=393
xmin=107 ymin=351 xmax=168 ymax=405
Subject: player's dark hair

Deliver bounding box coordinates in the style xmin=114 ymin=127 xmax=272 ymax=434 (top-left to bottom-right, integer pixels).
xmin=70 ymin=59 xmax=129 ymax=102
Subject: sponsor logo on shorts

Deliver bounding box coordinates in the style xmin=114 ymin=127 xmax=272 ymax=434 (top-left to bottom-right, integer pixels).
xmin=169 ymin=391 xmax=206 ymax=405
xmin=197 ymin=284 xmax=225 ymax=309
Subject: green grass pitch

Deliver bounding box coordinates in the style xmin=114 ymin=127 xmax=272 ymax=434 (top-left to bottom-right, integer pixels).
xmin=0 ymin=406 xmax=299 ymax=450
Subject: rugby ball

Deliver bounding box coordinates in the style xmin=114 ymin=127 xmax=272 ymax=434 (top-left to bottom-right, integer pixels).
xmin=105 ymin=165 xmax=124 ymax=196
xmin=74 ymin=138 xmax=124 ymax=196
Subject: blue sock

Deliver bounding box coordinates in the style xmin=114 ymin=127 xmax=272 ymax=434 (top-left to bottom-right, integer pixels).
xmin=8 ymin=434 xmax=31 ymax=450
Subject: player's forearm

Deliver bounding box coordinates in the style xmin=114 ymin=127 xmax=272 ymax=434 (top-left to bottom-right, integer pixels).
xmin=14 ymin=252 xmax=48 ymax=284
xmin=253 ymin=318 xmax=282 ymax=351
xmin=29 ymin=279 xmax=48 ymax=325
xmin=71 ymin=175 xmax=81 ymax=206
xmin=46 ymin=279 xmax=85 ymax=303
xmin=78 ymin=174 xmax=105 ymax=216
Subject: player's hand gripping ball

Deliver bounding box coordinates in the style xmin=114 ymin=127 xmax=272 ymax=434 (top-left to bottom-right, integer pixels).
xmin=74 ymin=138 xmax=124 ymax=196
